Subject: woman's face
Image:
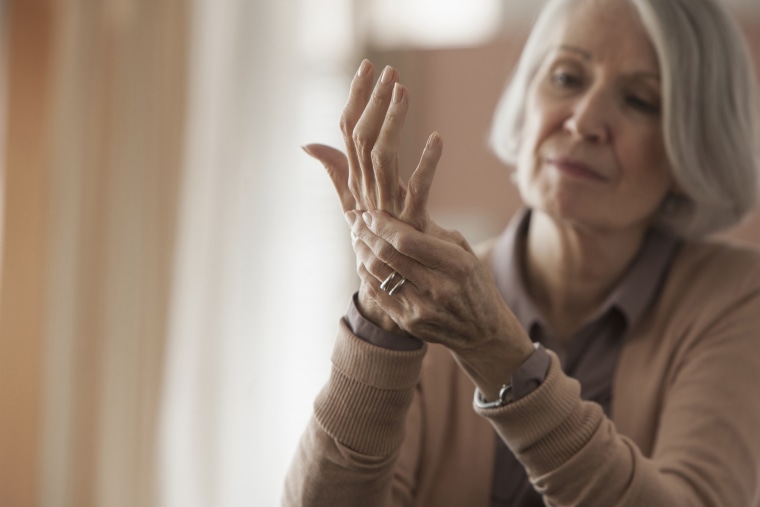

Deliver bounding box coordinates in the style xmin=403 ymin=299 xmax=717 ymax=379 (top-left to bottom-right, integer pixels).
xmin=516 ymin=0 xmax=673 ymax=234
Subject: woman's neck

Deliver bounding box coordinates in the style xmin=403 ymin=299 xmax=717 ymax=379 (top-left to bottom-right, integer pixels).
xmin=523 ymin=210 xmax=647 ymax=341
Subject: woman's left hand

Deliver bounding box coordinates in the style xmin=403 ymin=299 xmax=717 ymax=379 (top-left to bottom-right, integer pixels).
xmin=348 ymin=209 xmax=536 ymax=401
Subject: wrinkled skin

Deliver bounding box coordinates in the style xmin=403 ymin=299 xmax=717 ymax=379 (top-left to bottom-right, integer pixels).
xmin=304 ymin=60 xmax=534 ymax=399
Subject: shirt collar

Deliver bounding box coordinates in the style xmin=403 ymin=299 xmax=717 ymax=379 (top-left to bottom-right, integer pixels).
xmin=492 ymin=208 xmax=543 ymax=332
xmin=603 ymin=225 xmax=679 ymax=329
xmin=491 ymin=208 xmax=680 ymax=337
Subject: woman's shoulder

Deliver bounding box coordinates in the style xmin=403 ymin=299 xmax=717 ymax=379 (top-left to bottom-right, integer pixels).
xmin=671 ymin=237 xmax=760 ymax=286
xmin=660 ymin=237 xmax=760 ymax=318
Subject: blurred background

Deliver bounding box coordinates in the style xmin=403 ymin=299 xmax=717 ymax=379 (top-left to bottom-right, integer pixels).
xmin=0 ymin=0 xmax=758 ymax=506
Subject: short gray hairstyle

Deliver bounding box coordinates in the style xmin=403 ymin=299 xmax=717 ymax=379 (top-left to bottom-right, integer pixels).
xmin=489 ymin=0 xmax=760 ymax=238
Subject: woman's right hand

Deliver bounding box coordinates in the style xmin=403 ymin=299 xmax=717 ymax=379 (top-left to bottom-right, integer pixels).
xmin=303 ymin=59 xmax=443 ymax=333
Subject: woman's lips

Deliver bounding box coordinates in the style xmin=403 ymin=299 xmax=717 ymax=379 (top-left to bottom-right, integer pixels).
xmin=547 ymin=157 xmax=608 ymax=182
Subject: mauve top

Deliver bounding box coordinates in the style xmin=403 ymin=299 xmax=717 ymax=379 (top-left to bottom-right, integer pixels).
xmin=344 ymin=208 xmax=679 ymax=506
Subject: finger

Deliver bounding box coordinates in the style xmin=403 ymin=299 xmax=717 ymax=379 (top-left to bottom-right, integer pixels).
xmin=428 ymin=222 xmax=474 ymax=253
xmin=302 ymin=144 xmax=355 ymax=212
xmin=354 ymin=240 xmax=419 ymax=322
xmin=353 ymin=65 xmax=399 ymax=209
xmin=356 ymin=262 xmax=412 ymax=319
xmin=354 ymin=234 xmax=414 ymax=311
xmin=372 ymin=82 xmax=409 ymax=214
xmin=401 ymin=132 xmax=443 ymax=230
xmin=351 ymin=238 xmax=402 ymax=290
xmin=351 ymin=216 xmax=427 ymax=286
xmin=340 ymin=59 xmax=376 ymax=208
xmin=361 ymin=210 xmax=473 ymax=272
xmin=402 ymin=132 xmax=443 ymax=229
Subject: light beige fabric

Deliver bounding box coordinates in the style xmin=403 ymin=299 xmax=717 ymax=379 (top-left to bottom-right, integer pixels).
xmin=284 ymin=238 xmax=760 ymax=506
xmin=0 ymin=2 xmax=188 ymax=506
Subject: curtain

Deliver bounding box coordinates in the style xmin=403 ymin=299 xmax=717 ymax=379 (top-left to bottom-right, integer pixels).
xmin=0 ymin=0 xmax=6 ymax=278
xmin=0 ymin=0 xmax=187 ymax=506
xmin=0 ymin=1 xmax=54 ymax=505
xmin=0 ymin=0 xmax=356 ymax=505
xmin=159 ymin=0 xmax=356 ymax=505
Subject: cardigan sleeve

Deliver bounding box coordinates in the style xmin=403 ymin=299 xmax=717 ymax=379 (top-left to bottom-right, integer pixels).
xmin=476 ymin=258 xmax=760 ymax=506
xmin=344 ymin=292 xmax=424 ymax=351
xmin=281 ymin=318 xmax=426 ymax=507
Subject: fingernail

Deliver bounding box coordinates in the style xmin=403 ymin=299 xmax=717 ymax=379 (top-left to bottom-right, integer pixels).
xmin=344 ymin=211 xmax=356 ymax=225
xmin=301 ymin=145 xmax=314 ymax=156
xmin=392 ymin=82 xmax=403 ymax=103
xmin=427 ymin=132 xmax=440 ymax=148
xmin=381 ymin=65 xmax=394 ymax=84
xmin=357 ymin=59 xmax=370 ymax=77
xmin=362 ymin=212 xmax=372 ymax=226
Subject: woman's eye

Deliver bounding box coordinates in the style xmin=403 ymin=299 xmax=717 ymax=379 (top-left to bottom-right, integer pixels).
xmin=550 ymin=71 xmax=580 ymax=88
xmin=626 ymin=95 xmax=660 ymax=114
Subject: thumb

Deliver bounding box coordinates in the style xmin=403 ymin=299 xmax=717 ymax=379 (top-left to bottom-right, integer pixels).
xmin=302 ymin=143 xmax=355 ymax=212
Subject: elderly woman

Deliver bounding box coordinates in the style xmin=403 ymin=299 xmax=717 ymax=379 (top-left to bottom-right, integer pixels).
xmin=284 ymin=0 xmax=760 ymax=505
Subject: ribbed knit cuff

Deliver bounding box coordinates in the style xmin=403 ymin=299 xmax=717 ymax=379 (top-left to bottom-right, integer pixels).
xmin=344 ymin=292 xmax=423 ymax=351
xmin=475 ymin=352 xmax=604 ymax=476
xmin=314 ymin=319 xmax=427 ymax=456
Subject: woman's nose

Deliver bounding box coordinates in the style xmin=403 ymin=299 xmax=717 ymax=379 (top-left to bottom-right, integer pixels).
xmin=563 ymin=89 xmax=611 ymax=143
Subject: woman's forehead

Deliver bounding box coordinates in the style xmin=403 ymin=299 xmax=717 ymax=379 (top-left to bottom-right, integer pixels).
xmin=544 ymin=0 xmax=660 ymax=72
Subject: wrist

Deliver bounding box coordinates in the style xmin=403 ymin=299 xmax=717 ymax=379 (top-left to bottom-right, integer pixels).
xmin=357 ymin=286 xmax=405 ymax=334
xmin=473 ymin=342 xmax=542 ymax=408
xmin=455 ymin=332 xmax=536 ymax=402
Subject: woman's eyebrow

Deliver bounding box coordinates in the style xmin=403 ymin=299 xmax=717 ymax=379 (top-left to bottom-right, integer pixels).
xmin=556 ymin=44 xmax=592 ymax=60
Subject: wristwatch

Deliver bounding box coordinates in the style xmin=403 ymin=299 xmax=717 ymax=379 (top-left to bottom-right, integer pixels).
xmin=473 ymin=342 xmax=541 ymax=409
xmin=473 ymin=383 xmax=514 ymax=409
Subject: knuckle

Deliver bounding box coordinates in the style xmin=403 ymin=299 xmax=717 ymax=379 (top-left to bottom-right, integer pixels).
xmin=339 ymin=113 xmax=354 ymax=138
xmin=365 ymin=255 xmax=385 ymax=275
xmin=394 ymin=232 xmax=413 ymax=255
xmin=455 ymin=234 xmax=473 ymax=253
xmin=376 ymin=241 xmax=397 ymax=263
xmin=370 ymin=147 xmax=392 ymax=169
xmin=357 ymin=262 xmax=372 ymax=280
xmin=409 ymin=305 xmax=427 ymax=325
xmin=433 ymin=282 xmax=452 ymax=302
xmin=348 ymin=178 xmax=362 ymax=198
xmin=454 ymin=255 xmax=476 ymax=279
xmin=369 ymin=90 xmax=385 ymax=107
xmin=450 ymin=230 xmax=467 ymax=245
xmin=441 ymin=227 xmax=458 ymax=242
xmin=407 ymin=177 xmax=424 ymax=197
xmin=405 ymin=312 xmax=433 ymax=340
xmin=352 ymin=129 xmax=371 ymax=155
xmin=385 ymin=108 xmax=403 ymax=125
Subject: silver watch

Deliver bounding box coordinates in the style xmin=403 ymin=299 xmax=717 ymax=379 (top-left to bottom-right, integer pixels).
xmin=473 ymin=383 xmax=513 ymax=409
xmin=472 ymin=342 xmax=540 ymax=409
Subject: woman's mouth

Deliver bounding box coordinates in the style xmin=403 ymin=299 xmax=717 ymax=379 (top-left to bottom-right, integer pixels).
xmin=546 ymin=157 xmax=608 ymax=182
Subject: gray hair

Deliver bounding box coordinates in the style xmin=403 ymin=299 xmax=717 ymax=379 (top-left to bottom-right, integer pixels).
xmin=489 ymin=0 xmax=760 ymax=238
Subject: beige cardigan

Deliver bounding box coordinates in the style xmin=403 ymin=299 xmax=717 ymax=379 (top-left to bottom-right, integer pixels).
xmin=283 ymin=239 xmax=760 ymax=506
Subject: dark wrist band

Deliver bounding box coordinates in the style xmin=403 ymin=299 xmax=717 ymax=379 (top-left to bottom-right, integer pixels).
xmin=473 ymin=342 xmax=541 ymax=409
